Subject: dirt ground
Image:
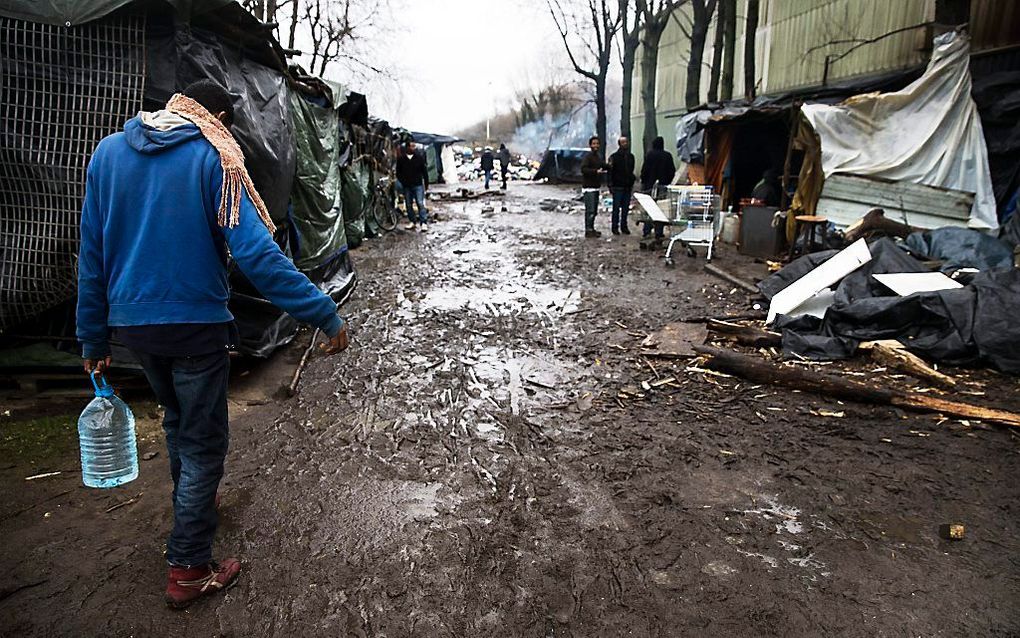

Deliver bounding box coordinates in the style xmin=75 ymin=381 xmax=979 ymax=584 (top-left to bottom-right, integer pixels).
xmin=2 ymin=183 xmax=1019 ymax=637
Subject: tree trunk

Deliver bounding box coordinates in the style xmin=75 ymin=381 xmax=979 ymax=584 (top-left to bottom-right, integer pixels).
xmin=595 ymin=76 xmax=608 ymax=157
xmin=639 ymin=19 xmax=666 ymax=155
xmin=266 ymin=0 xmax=278 ymax=24
xmin=720 ymin=0 xmax=736 ymax=100
xmin=621 ymin=36 xmax=637 ymax=138
xmin=288 ymin=0 xmax=300 ymax=49
xmin=707 ymin=0 xmax=724 ymax=103
xmin=743 ymin=0 xmax=759 ymax=98
xmin=685 ymin=0 xmax=717 ymax=108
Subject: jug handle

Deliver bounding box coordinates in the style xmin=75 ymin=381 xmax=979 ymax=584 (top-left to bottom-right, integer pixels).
xmin=89 ymin=370 xmax=114 ymax=397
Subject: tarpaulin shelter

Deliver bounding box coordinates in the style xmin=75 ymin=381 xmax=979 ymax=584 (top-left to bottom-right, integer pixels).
xmin=796 ymin=32 xmax=997 ymax=231
xmin=410 ymin=131 xmax=462 ymax=185
xmin=0 ymin=0 xmax=357 ymax=359
xmin=533 ymin=148 xmax=590 ymax=184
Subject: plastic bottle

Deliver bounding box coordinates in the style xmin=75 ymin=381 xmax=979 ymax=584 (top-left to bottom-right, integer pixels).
xmin=78 ymin=373 xmax=138 ymax=488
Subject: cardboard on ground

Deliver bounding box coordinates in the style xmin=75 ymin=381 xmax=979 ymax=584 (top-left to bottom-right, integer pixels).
xmin=634 ymin=192 xmax=671 ymax=223
xmin=766 ymin=238 xmax=872 ymax=324
xmin=872 ymin=272 xmax=962 ymax=296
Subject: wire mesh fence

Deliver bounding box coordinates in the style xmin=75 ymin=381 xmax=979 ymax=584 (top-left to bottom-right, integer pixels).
xmin=0 ymin=14 xmax=146 ymax=332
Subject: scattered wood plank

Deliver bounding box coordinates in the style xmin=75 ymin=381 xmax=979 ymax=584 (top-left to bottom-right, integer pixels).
xmin=859 ymin=340 xmax=956 ymax=388
xmin=707 ymin=319 xmax=782 ymax=348
xmin=693 ymin=346 xmax=1020 ymax=428
xmin=704 ymin=264 xmax=760 ymax=294
xmin=641 ymin=323 xmax=708 ymax=358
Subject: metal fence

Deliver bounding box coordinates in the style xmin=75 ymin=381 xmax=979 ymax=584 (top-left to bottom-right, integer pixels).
xmin=0 ymin=14 xmax=146 ymax=332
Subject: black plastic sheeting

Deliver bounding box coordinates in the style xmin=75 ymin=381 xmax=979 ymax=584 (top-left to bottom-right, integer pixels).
xmin=762 ymin=238 xmax=1020 ymax=374
xmin=904 ymin=227 xmax=1015 ymax=272
xmin=534 ymin=148 xmax=588 ymax=184
xmin=971 ymin=71 xmax=1020 ymax=213
xmin=145 ymin=23 xmax=295 ymax=226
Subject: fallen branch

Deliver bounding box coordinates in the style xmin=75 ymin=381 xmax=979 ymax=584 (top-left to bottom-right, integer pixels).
xmin=707 ymin=319 xmax=782 ymax=348
xmin=860 ymin=340 xmax=956 ymax=388
xmin=693 ymin=346 xmax=1020 ymax=428
xmin=704 ymin=264 xmax=760 ymax=295
xmin=287 ymin=328 xmax=321 ymax=397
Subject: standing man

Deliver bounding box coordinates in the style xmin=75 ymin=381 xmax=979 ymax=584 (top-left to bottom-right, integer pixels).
xmin=497 ymin=143 xmax=511 ymax=189
xmin=580 ymin=136 xmax=608 ymax=238
xmin=76 ymin=80 xmax=350 ymax=609
xmin=480 ymin=146 xmax=495 ymax=190
xmin=607 ymin=136 xmax=636 ymax=235
xmin=640 ymin=136 xmax=677 ymax=247
xmin=396 ymin=140 xmax=430 ymax=232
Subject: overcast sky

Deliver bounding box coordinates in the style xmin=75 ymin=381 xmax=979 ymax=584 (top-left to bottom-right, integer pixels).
xmin=372 ymin=0 xmax=566 ymax=134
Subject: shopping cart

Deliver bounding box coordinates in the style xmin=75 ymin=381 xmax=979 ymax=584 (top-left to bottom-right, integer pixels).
xmin=664 ymin=185 xmax=722 ymax=265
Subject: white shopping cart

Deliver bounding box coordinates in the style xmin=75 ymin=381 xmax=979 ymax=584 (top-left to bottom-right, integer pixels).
xmin=634 ymin=185 xmax=722 ymax=266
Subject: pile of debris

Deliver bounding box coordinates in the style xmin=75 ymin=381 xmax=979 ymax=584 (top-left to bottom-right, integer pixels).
xmin=641 ymin=222 xmax=1020 ymax=428
xmin=452 ymin=145 xmax=539 ymax=183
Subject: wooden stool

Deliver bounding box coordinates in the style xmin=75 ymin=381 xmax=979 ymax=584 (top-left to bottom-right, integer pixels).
xmin=788 ymin=215 xmax=829 ymax=259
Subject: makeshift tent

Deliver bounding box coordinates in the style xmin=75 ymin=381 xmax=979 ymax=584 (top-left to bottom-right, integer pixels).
xmin=0 ymin=1 xmax=356 ymax=358
xmin=533 ymin=148 xmax=590 ymax=184
xmin=288 ymin=89 xmax=348 ymax=271
xmin=798 ymin=32 xmax=997 ymax=230
xmin=410 ymin=131 xmax=462 ymax=184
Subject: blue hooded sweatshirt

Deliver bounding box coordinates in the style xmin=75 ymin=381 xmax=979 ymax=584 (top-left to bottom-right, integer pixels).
xmin=76 ymin=115 xmax=343 ymax=359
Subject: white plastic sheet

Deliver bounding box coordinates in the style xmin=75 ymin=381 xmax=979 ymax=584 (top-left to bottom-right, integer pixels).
xmin=441 ymin=145 xmax=459 ymax=185
xmin=801 ymin=32 xmax=997 ymax=230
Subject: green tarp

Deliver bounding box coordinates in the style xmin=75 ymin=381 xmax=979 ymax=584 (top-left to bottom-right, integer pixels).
xmin=288 ymin=91 xmax=347 ymax=271
xmin=341 ymin=160 xmax=374 ymax=248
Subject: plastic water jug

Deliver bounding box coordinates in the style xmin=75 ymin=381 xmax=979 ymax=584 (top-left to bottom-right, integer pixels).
xmin=78 ymin=373 xmax=138 ymax=488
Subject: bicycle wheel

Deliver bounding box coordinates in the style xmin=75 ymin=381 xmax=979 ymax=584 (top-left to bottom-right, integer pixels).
xmin=372 ymin=199 xmax=399 ymax=232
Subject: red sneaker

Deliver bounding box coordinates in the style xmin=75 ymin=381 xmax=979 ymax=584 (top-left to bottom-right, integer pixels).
xmin=165 ymin=558 xmax=241 ymax=609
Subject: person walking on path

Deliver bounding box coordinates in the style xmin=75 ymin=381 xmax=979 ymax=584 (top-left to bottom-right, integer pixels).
xmin=396 ymin=140 xmax=430 ymax=231
xmin=480 ymin=146 xmax=495 ymax=190
xmin=580 ymin=136 xmax=608 ymax=238
xmin=640 ymin=136 xmax=677 ymax=247
xmin=76 ymin=80 xmax=350 ymax=610
xmin=497 ymin=143 xmax=511 ymax=189
xmin=607 ymin=136 xmax=636 ymax=235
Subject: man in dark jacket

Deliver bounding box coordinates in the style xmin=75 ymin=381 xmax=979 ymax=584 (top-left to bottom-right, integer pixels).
xmin=497 ymin=143 xmax=511 ymax=189
xmin=640 ymin=136 xmax=677 ymax=242
xmin=580 ymin=136 xmax=608 ymax=238
xmin=480 ymin=147 xmax=495 ymax=189
xmin=607 ymin=136 xmax=636 ymax=235
xmin=77 ymin=80 xmax=349 ymax=609
xmin=751 ymin=168 xmax=781 ymax=206
xmin=396 ymin=141 xmax=430 ymax=231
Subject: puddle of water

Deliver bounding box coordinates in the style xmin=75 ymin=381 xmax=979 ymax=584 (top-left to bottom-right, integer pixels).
xmin=744 ymin=495 xmax=804 ymax=535
xmin=415 ymin=284 xmax=579 ymax=316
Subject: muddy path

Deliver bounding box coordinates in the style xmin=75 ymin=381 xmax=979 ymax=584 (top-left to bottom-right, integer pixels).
xmin=2 ymin=183 xmax=1019 ymax=636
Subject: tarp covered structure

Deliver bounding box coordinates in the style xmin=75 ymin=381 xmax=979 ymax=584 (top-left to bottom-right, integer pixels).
xmin=798 ymin=32 xmax=997 ymax=230
xmin=534 ymin=148 xmax=590 ymax=184
xmin=411 ymin=131 xmax=462 ymax=185
xmin=0 ymin=1 xmax=359 ymax=358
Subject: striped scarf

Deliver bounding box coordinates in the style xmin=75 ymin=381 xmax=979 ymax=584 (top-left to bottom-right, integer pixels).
xmin=166 ymin=93 xmax=276 ymax=233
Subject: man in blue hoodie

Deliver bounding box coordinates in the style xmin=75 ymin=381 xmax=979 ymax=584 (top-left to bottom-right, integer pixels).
xmin=77 ymin=80 xmax=349 ymax=609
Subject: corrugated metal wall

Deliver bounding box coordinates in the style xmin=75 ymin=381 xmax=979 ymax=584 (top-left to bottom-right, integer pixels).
xmin=629 ymin=0 xmax=1019 ymax=164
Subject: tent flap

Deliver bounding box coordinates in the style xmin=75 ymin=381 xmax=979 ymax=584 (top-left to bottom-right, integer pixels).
xmin=799 ymin=32 xmax=997 ymax=230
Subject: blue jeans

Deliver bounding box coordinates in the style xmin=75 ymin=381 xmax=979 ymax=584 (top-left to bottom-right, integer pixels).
xmin=611 ymin=188 xmax=631 ymax=231
xmin=583 ymin=190 xmax=599 ymax=230
xmin=403 ymin=184 xmax=427 ymax=223
xmin=133 ymin=350 xmax=230 ymax=566
xmin=483 ymin=169 xmax=492 ymax=189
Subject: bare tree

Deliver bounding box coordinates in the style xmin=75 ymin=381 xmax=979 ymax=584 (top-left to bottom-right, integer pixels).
xmin=744 ymin=0 xmax=759 ymax=99
xmin=707 ymin=0 xmax=724 ymax=102
xmin=638 ymin=0 xmax=679 ymax=154
xmin=548 ymin=0 xmax=624 ymax=154
xmin=618 ymin=0 xmax=644 ymax=138
xmin=720 ymin=0 xmax=737 ymax=100
xmin=681 ymin=0 xmax=718 ymax=108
